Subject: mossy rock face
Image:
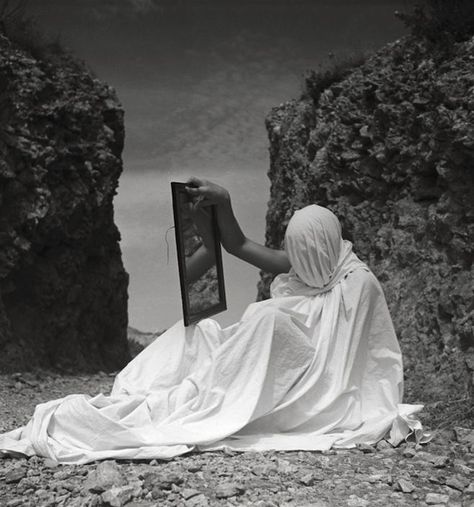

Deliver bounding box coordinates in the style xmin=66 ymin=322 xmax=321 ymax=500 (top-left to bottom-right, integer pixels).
xmin=260 ymin=36 xmax=474 ymax=425
xmin=0 ymin=39 xmax=130 ymax=372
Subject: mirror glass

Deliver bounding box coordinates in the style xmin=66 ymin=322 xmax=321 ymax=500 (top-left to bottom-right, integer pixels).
xmin=171 ymin=182 xmax=226 ymax=325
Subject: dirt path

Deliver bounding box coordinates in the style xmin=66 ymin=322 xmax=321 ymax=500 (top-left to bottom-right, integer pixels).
xmin=0 ymin=371 xmax=473 ymax=507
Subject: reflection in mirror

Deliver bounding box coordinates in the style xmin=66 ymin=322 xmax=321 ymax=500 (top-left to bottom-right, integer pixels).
xmin=172 ymin=183 xmax=226 ymax=326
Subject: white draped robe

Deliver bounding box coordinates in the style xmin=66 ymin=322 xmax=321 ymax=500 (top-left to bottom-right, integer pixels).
xmin=0 ymin=205 xmax=428 ymax=464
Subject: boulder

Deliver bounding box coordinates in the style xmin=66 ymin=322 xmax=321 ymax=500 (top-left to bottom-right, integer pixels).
xmin=260 ymin=35 xmax=474 ymax=422
xmin=0 ymin=37 xmax=130 ymax=372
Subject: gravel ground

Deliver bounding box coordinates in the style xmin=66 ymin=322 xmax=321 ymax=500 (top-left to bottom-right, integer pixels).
xmin=0 ymin=371 xmax=473 ymax=507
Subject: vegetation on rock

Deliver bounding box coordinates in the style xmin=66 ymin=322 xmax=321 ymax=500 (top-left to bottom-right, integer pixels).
xmin=259 ymin=34 xmax=474 ymax=427
xmin=396 ymin=0 xmax=474 ymax=44
xmin=0 ymin=0 xmax=64 ymax=61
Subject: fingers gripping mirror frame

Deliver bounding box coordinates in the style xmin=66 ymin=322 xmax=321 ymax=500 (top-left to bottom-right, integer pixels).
xmin=171 ymin=182 xmax=227 ymax=326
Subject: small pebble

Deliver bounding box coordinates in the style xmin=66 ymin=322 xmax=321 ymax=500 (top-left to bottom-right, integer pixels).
xmin=181 ymin=488 xmax=201 ymax=500
xmin=5 ymin=467 xmax=27 ymax=484
xmin=453 ymin=461 xmax=473 ymax=475
xmin=432 ymin=456 xmax=449 ymax=468
xmin=446 ymin=476 xmax=468 ymax=491
xmin=215 ymin=483 xmax=245 ymax=499
xmin=402 ymin=448 xmax=417 ymax=458
xmin=299 ymin=473 xmax=317 ymax=486
xmin=425 ymin=492 xmax=449 ymax=505
xmin=396 ymin=478 xmax=415 ymax=493
xmin=358 ymin=444 xmax=376 ymax=454
xmin=101 ymin=485 xmax=135 ymax=507
xmin=376 ymin=440 xmax=392 ymax=451
xmin=186 ymin=493 xmax=209 ymax=506
xmin=347 ymin=495 xmax=369 ymax=507
xmin=187 ymin=463 xmax=203 ymax=473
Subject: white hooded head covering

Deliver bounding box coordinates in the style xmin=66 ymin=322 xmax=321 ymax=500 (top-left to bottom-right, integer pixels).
xmin=271 ymin=204 xmax=368 ymax=297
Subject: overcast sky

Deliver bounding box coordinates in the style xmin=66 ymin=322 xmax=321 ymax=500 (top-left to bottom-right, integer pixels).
xmin=28 ymin=0 xmax=407 ymax=331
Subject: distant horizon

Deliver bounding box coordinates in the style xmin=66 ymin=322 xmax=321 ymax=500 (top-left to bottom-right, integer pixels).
xmin=28 ymin=0 xmax=407 ymax=332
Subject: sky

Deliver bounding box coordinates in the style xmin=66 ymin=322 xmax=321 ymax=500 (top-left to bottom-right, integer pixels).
xmin=27 ymin=0 xmax=407 ymax=332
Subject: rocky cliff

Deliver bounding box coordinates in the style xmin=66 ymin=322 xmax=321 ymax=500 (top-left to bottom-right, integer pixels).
xmin=0 ymin=39 xmax=130 ymax=372
xmin=260 ymin=36 xmax=474 ymax=424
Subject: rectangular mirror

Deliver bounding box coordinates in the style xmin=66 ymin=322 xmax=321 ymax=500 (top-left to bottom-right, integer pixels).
xmin=171 ymin=182 xmax=227 ymax=326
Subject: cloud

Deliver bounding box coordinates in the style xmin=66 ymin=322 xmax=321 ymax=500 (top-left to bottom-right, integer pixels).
xmin=85 ymin=0 xmax=160 ymax=20
xmin=127 ymin=0 xmax=159 ymax=13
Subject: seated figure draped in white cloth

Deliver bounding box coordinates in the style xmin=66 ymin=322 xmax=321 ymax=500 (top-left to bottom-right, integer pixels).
xmin=0 ymin=178 xmax=429 ymax=464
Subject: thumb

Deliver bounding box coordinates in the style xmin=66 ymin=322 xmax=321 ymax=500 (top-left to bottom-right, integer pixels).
xmin=186 ymin=176 xmax=202 ymax=188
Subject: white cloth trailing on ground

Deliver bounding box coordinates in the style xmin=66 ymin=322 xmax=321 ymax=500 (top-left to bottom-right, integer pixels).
xmin=0 ymin=205 xmax=429 ymax=464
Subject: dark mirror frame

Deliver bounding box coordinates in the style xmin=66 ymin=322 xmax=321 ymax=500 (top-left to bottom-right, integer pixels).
xmin=171 ymin=182 xmax=227 ymax=326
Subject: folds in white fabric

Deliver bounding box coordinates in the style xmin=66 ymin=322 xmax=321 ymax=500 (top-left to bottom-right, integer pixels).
xmin=0 ymin=268 xmax=429 ymax=464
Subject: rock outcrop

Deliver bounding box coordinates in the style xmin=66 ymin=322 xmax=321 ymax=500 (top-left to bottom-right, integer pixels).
xmin=260 ymin=36 xmax=474 ymax=421
xmin=127 ymin=326 xmax=160 ymax=358
xmin=0 ymin=39 xmax=130 ymax=371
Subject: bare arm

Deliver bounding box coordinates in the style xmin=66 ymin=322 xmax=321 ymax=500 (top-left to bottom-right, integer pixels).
xmin=185 ymin=244 xmax=215 ymax=283
xmin=186 ymin=177 xmax=291 ymax=275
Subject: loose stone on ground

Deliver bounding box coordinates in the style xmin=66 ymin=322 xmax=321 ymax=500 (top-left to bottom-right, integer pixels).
xmin=1 ymin=373 xmax=473 ymax=506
